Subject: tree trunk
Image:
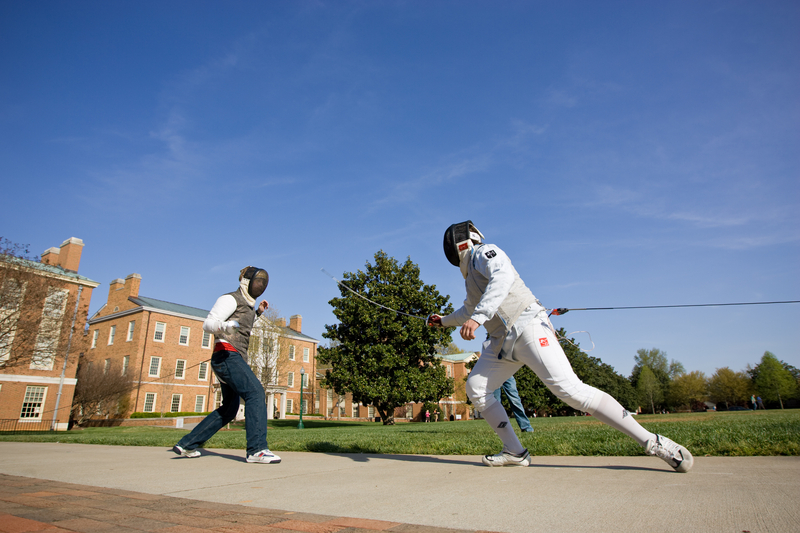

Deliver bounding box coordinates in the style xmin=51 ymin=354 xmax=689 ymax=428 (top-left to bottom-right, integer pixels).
xmin=377 ymin=406 xmax=395 ymax=425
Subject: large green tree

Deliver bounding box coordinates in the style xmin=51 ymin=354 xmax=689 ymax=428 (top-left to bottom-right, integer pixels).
xmin=317 ymin=251 xmax=454 ymax=424
xmin=751 ymin=351 xmax=797 ymax=409
xmin=668 ymin=371 xmax=708 ymax=410
xmin=708 ymin=367 xmax=751 ymax=409
xmin=637 ymin=366 xmax=663 ymax=414
xmin=630 ymin=348 xmax=684 ymax=411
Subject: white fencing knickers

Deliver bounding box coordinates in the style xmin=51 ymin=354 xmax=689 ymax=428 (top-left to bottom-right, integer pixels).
xmin=466 ymin=318 xmax=603 ymax=415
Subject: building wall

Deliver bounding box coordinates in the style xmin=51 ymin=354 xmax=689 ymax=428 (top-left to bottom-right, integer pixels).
xmin=0 ymin=237 xmax=98 ymax=430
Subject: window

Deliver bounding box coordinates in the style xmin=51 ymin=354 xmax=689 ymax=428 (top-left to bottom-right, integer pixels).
xmin=148 ymin=356 xmax=161 ymax=377
xmin=353 ymin=403 xmax=360 ymax=418
xmin=301 ymin=372 xmax=308 ymax=388
xmin=303 ymin=347 xmax=310 ymax=363
xmin=286 ymin=399 xmax=294 ymax=413
xmin=198 ymin=362 xmax=208 ymax=381
xmin=91 ymin=330 xmax=99 ymax=349
xmin=20 ymin=386 xmax=46 ymax=419
xmin=194 ymin=395 xmax=205 ymax=413
xmin=122 ymin=356 xmax=129 ymax=375
xmin=103 ymin=359 xmax=110 ymax=374
xmin=175 ymin=359 xmax=186 ymax=379
xmin=143 ymin=393 xmax=156 ymax=413
xmin=368 ymin=406 xmax=375 ymax=418
xmin=214 ymin=390 xmax=222 ymax=409
xmin=201 ymin=331 xmax=211 ymax=349
xmin=153 ymin=322 xmax=166 ymax=342
xmin=107 ymin=325 xmax=116 ymax=345
xmin=288 ymin=345 xmax=295 ymax=361
xmin=31 ymin=288 xmax=69 ymax=370
xmin=179 ymin=326 xmax=190 ymax=346
xmin=301 ymin=399 xmax=307 ymax=414
xmin=170 ymin=394 xmax=182 ymax=413
xmin=287 ymin=372 xmax=294 ymax=388
xmin=127 ymin=321 xmax=135 ymax=341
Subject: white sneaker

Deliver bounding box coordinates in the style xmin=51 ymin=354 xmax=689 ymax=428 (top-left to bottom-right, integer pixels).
xmin=246 ymin=449 xmax=281 ymax=464
xmin=645 ymin=434 xmax=693 ymax=473
xmin=172 ymin=445 xmax=201 ymax=458
xmin=482 ymin=448 xmax=530 ymax=467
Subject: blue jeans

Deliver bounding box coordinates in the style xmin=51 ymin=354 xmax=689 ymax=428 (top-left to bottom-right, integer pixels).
xmin=493 ymin=376 xmax=533 ymax=432
xmin=177 ymin=348 xmax=268 ymax=456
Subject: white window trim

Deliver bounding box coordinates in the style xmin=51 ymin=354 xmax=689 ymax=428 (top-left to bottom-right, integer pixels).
xmin=288 ymin=345 xmax=295 ymax=361
xmin=127 ymin=321 xmax=135 ymax=342
xmin=91 ymin=330 xmax=99 ymax=349
xmin=287 ymin=372 xmax=294 ymax=388
xmin=170 ymin=394 xmax=182 ymax=413
xmin=122 ymin=355 xmax=130 ymax=376
xmin=198 ymin=361 xmax=208 ymax=381
xmin=108 ymin=325 xmax=116 ymax=345
xmin=179 ymin=326 xmax=190 ymax=347
xmin=303 ymin=347 xmax=310 ymax=363
xmin=201 ymin=331 xmax=212 ymax=349
xmin=143 ymin=392 xmax=157 ymax=413
xmin=148 ymin=356 xmax=161 ymax=378
xmin=153 ymin=322 xmax=166 ymax=343
xmin=194 ymin=395 xmax=206 ymax=413
xmin=20 ymin=385 xmax=48 ymax=420
xmin=175 ymin=359 xmax=186 ymax=380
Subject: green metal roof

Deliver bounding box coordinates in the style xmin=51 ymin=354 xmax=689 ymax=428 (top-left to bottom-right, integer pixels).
xmin=129 ymin=296 xmax=210 ymax=320
xmin=437 ymin=352 xmax=478 ymax=362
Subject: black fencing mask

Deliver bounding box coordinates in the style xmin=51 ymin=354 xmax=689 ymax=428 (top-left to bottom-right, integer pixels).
xmin=240 ymin=266 xmax=269 ymax=298
xmin=443 ymin=221 xmax=484 ymax=267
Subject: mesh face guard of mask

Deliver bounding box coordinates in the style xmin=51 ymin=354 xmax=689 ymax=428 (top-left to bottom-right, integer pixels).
xmin=442 ymin=221 xmax=484 ymax=267
xmin=240 ymin=266 xmax=269 ymax=298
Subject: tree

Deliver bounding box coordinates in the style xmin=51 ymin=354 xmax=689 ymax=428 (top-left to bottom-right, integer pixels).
xmin=752 ymin=351 xmax=797 ymax=409
xmin=630 ymin=348 xmax=684 ymax=411
xmin=71 ymin=359 xmax=134 ymax=426
xmin=248 ymin=307 xmax=293 ymax=397
xmin=637 ymin=366 xmax=663 ymax=414
xmin=708 ymin=367 xmax=751 ymax=409
xmin=318 ymin=251 xmax=454 ymax=424
xmin=668 ymin=371 xmax=708 ymax=410
xmin=1 ymin=238 xmax=87 ymax=372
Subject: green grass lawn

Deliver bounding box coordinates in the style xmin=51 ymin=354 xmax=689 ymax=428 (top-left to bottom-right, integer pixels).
xmin=1 ymin=410 xmax=797 ymax=457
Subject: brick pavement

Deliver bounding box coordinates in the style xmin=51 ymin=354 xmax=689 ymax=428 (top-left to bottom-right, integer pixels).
xmin=0 ymin=474 xmax=499 ymax=533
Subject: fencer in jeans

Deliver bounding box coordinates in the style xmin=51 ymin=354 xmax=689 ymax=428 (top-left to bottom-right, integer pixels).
xmin=173 ymin=266 xmax=280 ymax=463
xmin=493 ymin=376 xmax=532 ymax=432
xmin=176 ymin=346 xmax=268 ymax=456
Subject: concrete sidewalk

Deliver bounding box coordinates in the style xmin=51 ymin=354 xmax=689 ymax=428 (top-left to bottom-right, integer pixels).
xmin=0 ymin=442 xmax=798 ymax=533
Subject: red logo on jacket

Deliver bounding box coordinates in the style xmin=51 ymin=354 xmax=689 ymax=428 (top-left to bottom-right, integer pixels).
xmin=539 ymin=338 xmax=549 ymax=347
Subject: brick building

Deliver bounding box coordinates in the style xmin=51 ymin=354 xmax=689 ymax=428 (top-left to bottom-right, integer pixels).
xmin=0 ymin=238 xmax=99 ymax=430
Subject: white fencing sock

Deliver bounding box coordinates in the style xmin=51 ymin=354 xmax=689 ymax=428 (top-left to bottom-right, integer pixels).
xmin=589 ymin=391 xmax=655 ymax=447
xmin=481 ymin=400 xmax=525 ymax=454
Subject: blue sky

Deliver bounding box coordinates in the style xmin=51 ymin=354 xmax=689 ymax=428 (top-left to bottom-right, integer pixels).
xmin=2 ymin=1 xmax=798 ymax=378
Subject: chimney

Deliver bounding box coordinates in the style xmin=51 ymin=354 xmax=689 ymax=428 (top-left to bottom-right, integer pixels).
xmin=289 ymin=314 xmax=302 ymax=333
xmin=125 ymin=273 xmax=141 ymax=298
xmin=41 ymin=247 xmax=60 ymax=266
xmin=276 ymin=318 xmax=286 ymax=328
xmin=109 ymin=278 xmax=126 ymax=300
xmin=57 ymin=237 xmax=84 ymax=272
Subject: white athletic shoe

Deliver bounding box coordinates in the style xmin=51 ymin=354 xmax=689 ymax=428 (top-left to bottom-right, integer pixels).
xmin=172 ymin=445 xmax=201 ymax=458
xmin=645 ymin=434 xmax=693 ymax=473
xmin=246 ymin=449 xmax=281 ymax=464
xmin=482 ymin=448 xmax=530 ymax=467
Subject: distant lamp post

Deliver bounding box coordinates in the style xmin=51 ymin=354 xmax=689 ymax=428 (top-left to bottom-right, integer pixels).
xmin=298 ymin=367 xmax=305 ymax=429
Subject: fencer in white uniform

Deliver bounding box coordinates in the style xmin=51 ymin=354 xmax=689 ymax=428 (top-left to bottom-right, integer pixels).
xmin=428 ymin=221 xmax=693 ymax=472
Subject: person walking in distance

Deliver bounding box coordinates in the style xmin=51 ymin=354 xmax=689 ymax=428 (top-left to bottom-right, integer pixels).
xmin=173 ymin=266 xmax=280 ymax=464
xmin=428 ymin=221 xmax=693 ymax=472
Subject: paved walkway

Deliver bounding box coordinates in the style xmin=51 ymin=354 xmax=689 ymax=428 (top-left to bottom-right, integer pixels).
xmin=1 ymin=442 xmax=799 ymax=533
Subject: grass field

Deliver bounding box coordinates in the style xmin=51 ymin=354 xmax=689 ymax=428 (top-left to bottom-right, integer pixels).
xmin=1 ymin=410 xmax=797 ymax=457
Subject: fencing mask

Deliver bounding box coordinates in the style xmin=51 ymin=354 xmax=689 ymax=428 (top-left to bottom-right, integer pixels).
xmin=239 ymin=266 xmax=269 ymax=298
xmin=443 ymin=221 xmax=484 ymax=269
